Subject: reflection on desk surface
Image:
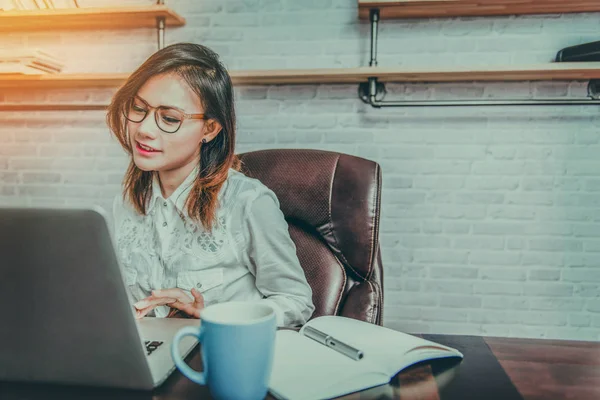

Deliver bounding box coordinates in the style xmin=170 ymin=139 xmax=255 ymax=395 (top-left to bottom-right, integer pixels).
xmin=2 ymin=334 xmax=600 ymax=400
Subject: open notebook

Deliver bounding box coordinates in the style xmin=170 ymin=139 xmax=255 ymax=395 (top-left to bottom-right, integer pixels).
xmin=269 ymin=316 xmax=463 ymax=400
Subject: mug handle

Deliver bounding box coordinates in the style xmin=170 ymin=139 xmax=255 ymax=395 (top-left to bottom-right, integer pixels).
xmin=171 ymin=325 xmax=206 ymax=385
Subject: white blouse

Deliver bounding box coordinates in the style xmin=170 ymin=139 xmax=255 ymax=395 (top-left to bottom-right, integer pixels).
xmin=112 ymin=167 xmax=315 ymax=328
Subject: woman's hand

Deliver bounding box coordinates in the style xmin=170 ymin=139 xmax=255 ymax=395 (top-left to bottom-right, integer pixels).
xmin=134 ymin=288 xmax=205 ymax=319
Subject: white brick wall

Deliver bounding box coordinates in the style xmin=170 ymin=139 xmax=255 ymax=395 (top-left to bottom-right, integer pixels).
xmin=1 ymin=0 xmax=600 ymax=340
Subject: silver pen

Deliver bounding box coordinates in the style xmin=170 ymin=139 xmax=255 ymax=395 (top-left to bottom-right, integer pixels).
xmin=303 ymin=326 xmax=364 ymax=361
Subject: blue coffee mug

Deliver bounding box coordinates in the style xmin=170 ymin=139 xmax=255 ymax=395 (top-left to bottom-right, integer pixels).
xmin=171 ymin=301 xmax=277 ymax=400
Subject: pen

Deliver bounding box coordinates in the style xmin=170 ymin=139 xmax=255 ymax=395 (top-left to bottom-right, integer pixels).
xmin=303 ymin=326 xmax=364 ymax=361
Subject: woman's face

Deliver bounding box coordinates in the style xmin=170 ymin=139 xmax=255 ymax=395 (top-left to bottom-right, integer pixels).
xmin=127 ymin=72 xmax=206 ymax=175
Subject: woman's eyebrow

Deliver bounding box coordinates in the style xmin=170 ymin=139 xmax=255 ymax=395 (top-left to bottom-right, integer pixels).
xmin=134 ymin=95 xmax=186 ymax=113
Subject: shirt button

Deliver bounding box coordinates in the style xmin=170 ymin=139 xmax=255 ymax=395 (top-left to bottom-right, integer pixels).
xmin=163 ymin=202 xmax=167 ymax=207
xmin=162 ymin=222 xmax=167 ymax=227
xmin=196 ymin=283 xmax=203 ymax=289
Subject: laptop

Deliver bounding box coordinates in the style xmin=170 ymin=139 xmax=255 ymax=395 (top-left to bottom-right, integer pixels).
xmin=0 ymin=206 xmax=199 ymax=390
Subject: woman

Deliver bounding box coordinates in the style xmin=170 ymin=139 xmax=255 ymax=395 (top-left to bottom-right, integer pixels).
xmin=106 ymin=43 xmax=314 ymax=328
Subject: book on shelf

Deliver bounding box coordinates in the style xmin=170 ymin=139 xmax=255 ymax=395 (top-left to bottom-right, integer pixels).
xmin=0 ymin=57 xmax=62 ymax=69
xmin=268 ymin=316 xmax=463 ymax=400
xmin=3 ymin=0 xmax=55 ymax=9
xmin=31 ymin=0 xmax=49 ymax=8
xmin=0 ymin=49 xmax=63 ymax=74
xmin=45 ymin=0 xmax=78 ymax=8
xmin=14 ymin=0 xmax=36 ymax=10
xmin=0 ymin=63 xmax=60 ymax=74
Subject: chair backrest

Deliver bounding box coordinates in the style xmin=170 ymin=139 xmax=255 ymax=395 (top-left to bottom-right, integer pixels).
xmin=238 ymin=149 xmax=384 ymax=325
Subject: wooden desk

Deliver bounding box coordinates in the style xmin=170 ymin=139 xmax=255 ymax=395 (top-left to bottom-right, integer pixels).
xmin=1 ymin=335 xmax=599 ymax=400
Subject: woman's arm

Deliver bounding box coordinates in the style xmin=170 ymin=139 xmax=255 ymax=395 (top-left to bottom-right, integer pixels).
xmin=241 ymin=190 xmax=315 ymax=328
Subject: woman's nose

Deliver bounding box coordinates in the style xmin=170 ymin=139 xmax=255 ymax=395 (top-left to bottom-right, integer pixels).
xmin=137 ymin=110 xmax=160 ymax=138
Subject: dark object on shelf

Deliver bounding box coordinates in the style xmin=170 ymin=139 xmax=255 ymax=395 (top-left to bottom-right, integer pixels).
xmin=556 ymin=41 xmax=600 ymax=62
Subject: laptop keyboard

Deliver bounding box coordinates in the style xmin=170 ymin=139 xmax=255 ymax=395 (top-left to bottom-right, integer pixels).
xmin=145 ymin=340 xmax=164 ymax=356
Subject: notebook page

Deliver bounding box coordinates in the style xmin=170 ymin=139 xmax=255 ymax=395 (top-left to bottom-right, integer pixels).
xmin=303 ymin=316 xmax=462 ymax=376
xmin=269 ymin=330 xmax=387 ymax=400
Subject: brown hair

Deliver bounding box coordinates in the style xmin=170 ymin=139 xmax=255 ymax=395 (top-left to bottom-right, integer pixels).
xmin=106 ymin=43 xmax=240 ymax=231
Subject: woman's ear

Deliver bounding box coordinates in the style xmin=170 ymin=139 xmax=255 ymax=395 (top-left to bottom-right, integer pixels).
xmin=202 ymin=119 xmax=222 ymax=143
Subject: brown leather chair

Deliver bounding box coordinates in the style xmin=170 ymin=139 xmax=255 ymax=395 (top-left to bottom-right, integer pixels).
xmin=239 ymin=149 xmax=384 ymax=326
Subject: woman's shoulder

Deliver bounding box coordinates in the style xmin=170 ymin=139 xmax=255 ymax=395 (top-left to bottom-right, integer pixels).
xmin=221 ymin=168 xmax=279 ymax=209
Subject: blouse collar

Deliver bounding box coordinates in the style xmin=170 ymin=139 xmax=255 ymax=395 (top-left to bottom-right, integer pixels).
xmin=147 ymin=165 xmax=199 ymax=215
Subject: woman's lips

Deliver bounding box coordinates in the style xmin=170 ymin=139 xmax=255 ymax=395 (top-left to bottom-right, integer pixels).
xmin=135 ymin=141 xmax=161 ymax=155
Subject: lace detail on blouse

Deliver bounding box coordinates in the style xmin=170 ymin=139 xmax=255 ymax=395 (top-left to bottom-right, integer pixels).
xmin=183 ymin=215 xmax=227 ymax=254
xmin=116 ymin=213 xmax=159 ymax=268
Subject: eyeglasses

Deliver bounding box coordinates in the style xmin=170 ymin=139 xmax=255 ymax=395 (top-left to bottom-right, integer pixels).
xmin=124 ymin=98 xmax=205 ymax=134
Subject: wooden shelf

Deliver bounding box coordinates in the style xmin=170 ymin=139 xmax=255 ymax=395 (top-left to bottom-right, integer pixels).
xmin=228 ymin=64 xmax=600 ymax=84
xmin=0 ymin=73 xmax=129 ymax=89
xmin=0 ymin=64 xmax=599 ymax=89
xmin=0 ymin=5 xmax=185 ymax=31
xmin=358 ymin=0 xmax=600 ymax=19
